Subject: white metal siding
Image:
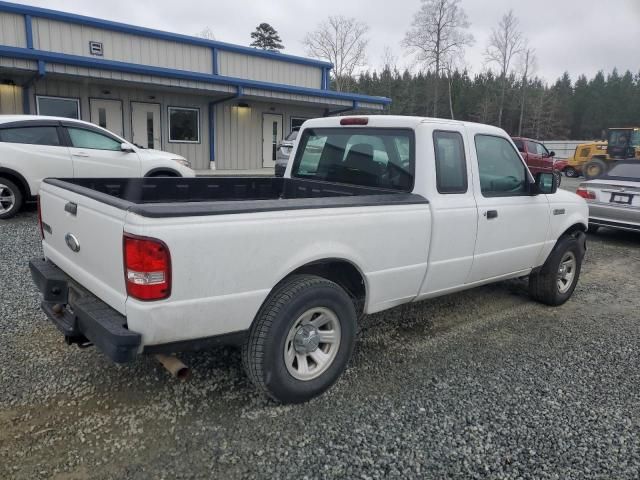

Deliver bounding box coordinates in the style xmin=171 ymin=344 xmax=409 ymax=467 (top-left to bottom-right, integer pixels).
xmin=45 ymin=63 xmax=236 ymax=94
xmin=214 ymin=102 xmax=323 ymax=170
xmin=0 ymin=12 xmax=26 ymax=48
xmin=31 ymin=78 xmax=212 ymax=170
xmin=32 ymin=18 xmax=212 ymax=74
xmin=219 ymin=51 xmax=322 ymax=89
xmin=0 ymin=57 xmax=37 ymax=71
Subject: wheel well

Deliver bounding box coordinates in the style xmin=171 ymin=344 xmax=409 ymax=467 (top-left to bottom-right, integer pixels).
xmin=286 ymin=260 xmax=367 ymax=315
xmin=561 ymin=223 xmax=587 ymax=238
xmin=145 ymin=169 xmax=180 ymax=177
xmin=0 ymin=169 xmax=30 ymax=199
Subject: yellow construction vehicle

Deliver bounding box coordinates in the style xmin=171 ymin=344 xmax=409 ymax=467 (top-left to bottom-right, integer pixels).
xmin=569 ymin=127 xmax=640 ymax=179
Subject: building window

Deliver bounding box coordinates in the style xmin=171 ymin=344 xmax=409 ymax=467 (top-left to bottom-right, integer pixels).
xmin=290 ymin=117 xmax=308 ymax=132
xmin=168 ymin=107 xmax=200 ymax=143
xmin=36 ymin=96 xmax=80 ymax=119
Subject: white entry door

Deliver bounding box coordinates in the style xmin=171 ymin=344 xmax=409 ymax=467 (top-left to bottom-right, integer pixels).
xmin=90 ymin=99 xmax=123 ymax=137
xmin=262 ymin=113 xmax=283 ymax=167
xmin=131 ymin=102 xmax=161 ymax=149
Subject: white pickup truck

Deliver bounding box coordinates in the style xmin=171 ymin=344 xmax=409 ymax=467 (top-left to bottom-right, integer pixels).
xmin=30 ymin=116 xmax=588 ymax=403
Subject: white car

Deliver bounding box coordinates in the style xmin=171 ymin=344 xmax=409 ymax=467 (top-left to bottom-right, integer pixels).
xmin=0 ymin=115 xmax=195 ymax=218
xmin=31 ymin=115 xmax=588 ymax=403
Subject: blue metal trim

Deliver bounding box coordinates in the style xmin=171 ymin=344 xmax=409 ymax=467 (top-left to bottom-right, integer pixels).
xmin=208 ymin=87 xmax=243 ymax=163
xmin=322 ymin=68 xmax=330 ymax=90
xmin=0 ymin=1 xmax=332 ymax=69
xmin=0 ymin=45 xmax=390 ymax=105
xmin=37 ymin=59 xmax=45 ymax=76
xmin=325 ymin=101 xmax=360 ymax=116
xmin=212 ymin=47 xmax=218 ymax=76
xmin=24 ymin=14 xmax=33 ymax=49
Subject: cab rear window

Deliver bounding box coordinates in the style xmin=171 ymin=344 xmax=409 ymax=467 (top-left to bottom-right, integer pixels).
xmin=290 ymin=128 xmax=415 ymax=191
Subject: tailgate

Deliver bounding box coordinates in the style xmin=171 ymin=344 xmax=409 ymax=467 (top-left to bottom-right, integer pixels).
xmin=39 ymin=182 xmax=129 ymax=315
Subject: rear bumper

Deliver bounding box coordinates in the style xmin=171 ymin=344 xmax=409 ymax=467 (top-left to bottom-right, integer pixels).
xmin=29 ymin=258 xmax=141 ymax=363
xmin=589 ymin=202 xmax=640 ymax=231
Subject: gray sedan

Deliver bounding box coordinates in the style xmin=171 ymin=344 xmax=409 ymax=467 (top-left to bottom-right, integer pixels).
xmin=577 ymin=161 xmax=640 ymax=233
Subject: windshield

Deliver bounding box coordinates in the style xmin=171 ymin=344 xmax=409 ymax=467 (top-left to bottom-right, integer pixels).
xmin=605 ymin=162 xmax=640 ymax=180
xmin=290 ymin=128 xmax=415 ymax=191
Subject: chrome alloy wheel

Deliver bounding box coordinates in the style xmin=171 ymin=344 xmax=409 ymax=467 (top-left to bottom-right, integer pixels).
xmin=284 ymin=307 xmax=341 ymax=381
xmin=557 ymin=251 xmax=577 ymax=294
xmin=0 ymin=183 xmax=16 ymax=214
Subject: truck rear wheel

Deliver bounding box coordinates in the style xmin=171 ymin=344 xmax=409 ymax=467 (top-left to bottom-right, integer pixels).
xmin=242 ymin=274 xmax=357 ymax=403
xmin=0 ymin=178 xmax=23 ymax=219
xmin=529 ymin=234 xmax=585 ymax=306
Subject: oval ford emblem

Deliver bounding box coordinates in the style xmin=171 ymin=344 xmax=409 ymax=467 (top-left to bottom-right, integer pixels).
xmin=65 ymin=233 xmax=81 ymax=252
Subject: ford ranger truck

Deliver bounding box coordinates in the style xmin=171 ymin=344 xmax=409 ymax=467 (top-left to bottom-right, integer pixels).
xmin=30 ymin=116 xmax=589 ymax=404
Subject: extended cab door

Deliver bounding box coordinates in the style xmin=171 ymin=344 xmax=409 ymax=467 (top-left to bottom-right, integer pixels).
xmin=468 ymin=133 xmax=550 ymax=283
xmin=418 ymin=126 xmax=478 ymax=297
xmin=63 ymin=124 xmax=141 ymax=177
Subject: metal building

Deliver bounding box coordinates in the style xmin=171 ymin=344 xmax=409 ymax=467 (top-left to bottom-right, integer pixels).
xmin=0 ymin=1 xmax=390 ymax=171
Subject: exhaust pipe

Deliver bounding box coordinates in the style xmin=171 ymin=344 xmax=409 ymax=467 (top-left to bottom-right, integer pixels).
xmin=155 ymin=354 xmax=190 ymax=380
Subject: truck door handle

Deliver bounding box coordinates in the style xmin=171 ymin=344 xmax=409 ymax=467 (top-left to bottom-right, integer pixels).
xmin=72 ymin=152 xmax=90 ymax=157
xmin=485 ymin=210 xmax=498 ymax=219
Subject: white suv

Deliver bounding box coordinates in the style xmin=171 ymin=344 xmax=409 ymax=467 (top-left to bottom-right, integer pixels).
xmin=0 ymin=115 xmax=195 ymax=219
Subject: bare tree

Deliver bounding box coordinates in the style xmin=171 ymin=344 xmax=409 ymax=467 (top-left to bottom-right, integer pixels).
xmin=380 ymin=46 xmax=397 ymax=72
xmin=485 ymin=10 xmax=525 ymax=127
xmin=196 ymin=27 xmax=216 ymax=40
xmin=303 ymin=16 xmax=369 ymax=92
xmin=517 ymin=46 xmax=536 ymax=136
xmin=402 ymin=0 xmax=474 ymax=117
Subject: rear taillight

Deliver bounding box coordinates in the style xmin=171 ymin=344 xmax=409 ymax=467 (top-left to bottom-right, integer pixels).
xmin=340 ymin=117 xmax=368 ymax=126
xmin=37 ymin=196 xmax=44 ymax=239
xmin=576 ymin=187 xmax=596 ymax=200
xmin=123 ymin=233 xmax=171 ymax=301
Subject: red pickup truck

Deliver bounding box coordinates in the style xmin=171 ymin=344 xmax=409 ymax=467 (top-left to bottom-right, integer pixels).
xmin=512 ymin=137 xmax=566 ymax=181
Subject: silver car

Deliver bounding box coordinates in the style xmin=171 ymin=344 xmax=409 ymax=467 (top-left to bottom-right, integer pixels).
xmin=577 ymin=161 xmax=640 ymax=233
xmin=275 ymin=128 xmax=299 ymax=177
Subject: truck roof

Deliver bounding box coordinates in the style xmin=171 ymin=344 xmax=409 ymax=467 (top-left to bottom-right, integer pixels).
xmin=302 ymin=115 xmax=507 ymax=135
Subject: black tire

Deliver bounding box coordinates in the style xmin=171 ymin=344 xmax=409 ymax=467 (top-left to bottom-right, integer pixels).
xmin=553 ymin=170 xmax=562 ymax=187
xmin=0 ymin=178 xmax=24 ymax=219
xmin=583 ymin=158 xmax=607 ymax=180
xmin=242 ymin=274 xmax=357 ymax=404
xmin=587 ymin=224 xmax=600 ymax=233
xmin=529 ymin=234 xmax=585 ymax=306
xmin=564 ymin=166 xmax=578 ymax=178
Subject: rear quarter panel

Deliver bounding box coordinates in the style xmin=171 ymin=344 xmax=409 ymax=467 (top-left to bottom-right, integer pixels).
xmin=123 ymin=203 xmax=431 ymax=346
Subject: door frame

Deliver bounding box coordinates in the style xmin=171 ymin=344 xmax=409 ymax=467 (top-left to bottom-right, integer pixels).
xmin=262 ymin=112 xmax=283 ymax=167
xmin=88 ymin=97 xmax=124 ymax=137
xmin=130 ymin=101 xmax=162 ymax=149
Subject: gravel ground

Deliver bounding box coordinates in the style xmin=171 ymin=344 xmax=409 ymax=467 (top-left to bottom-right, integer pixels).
xmin=1 ymin=202 xmax=639 ymax=479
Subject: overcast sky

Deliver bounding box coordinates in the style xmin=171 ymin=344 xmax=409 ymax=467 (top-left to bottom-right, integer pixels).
xmin=20 ymin=0 xmax=640 ymax=83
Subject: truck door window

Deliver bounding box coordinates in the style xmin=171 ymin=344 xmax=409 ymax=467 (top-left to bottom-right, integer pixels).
xmin=291 ymin=128 xmax=415 ymax=191
xmin=475 ymin=135 xmax=528 ymax=196
xmin=433 ymin=130 xmax=468 ymax=194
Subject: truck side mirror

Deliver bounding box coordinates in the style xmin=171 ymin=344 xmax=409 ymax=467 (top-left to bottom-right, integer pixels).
xmin=549 ymin=150 xmax=556 ymax=157
xmin=533 ymin=172 xmax=558 ymax=195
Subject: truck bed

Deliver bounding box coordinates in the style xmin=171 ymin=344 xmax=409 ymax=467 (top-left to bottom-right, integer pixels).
xmin=43 ymin=177 xmax=427 ymax=218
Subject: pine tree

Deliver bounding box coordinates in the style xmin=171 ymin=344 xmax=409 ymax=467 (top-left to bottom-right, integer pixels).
xmin=249 ymin=23 xmax=284 ymax=51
